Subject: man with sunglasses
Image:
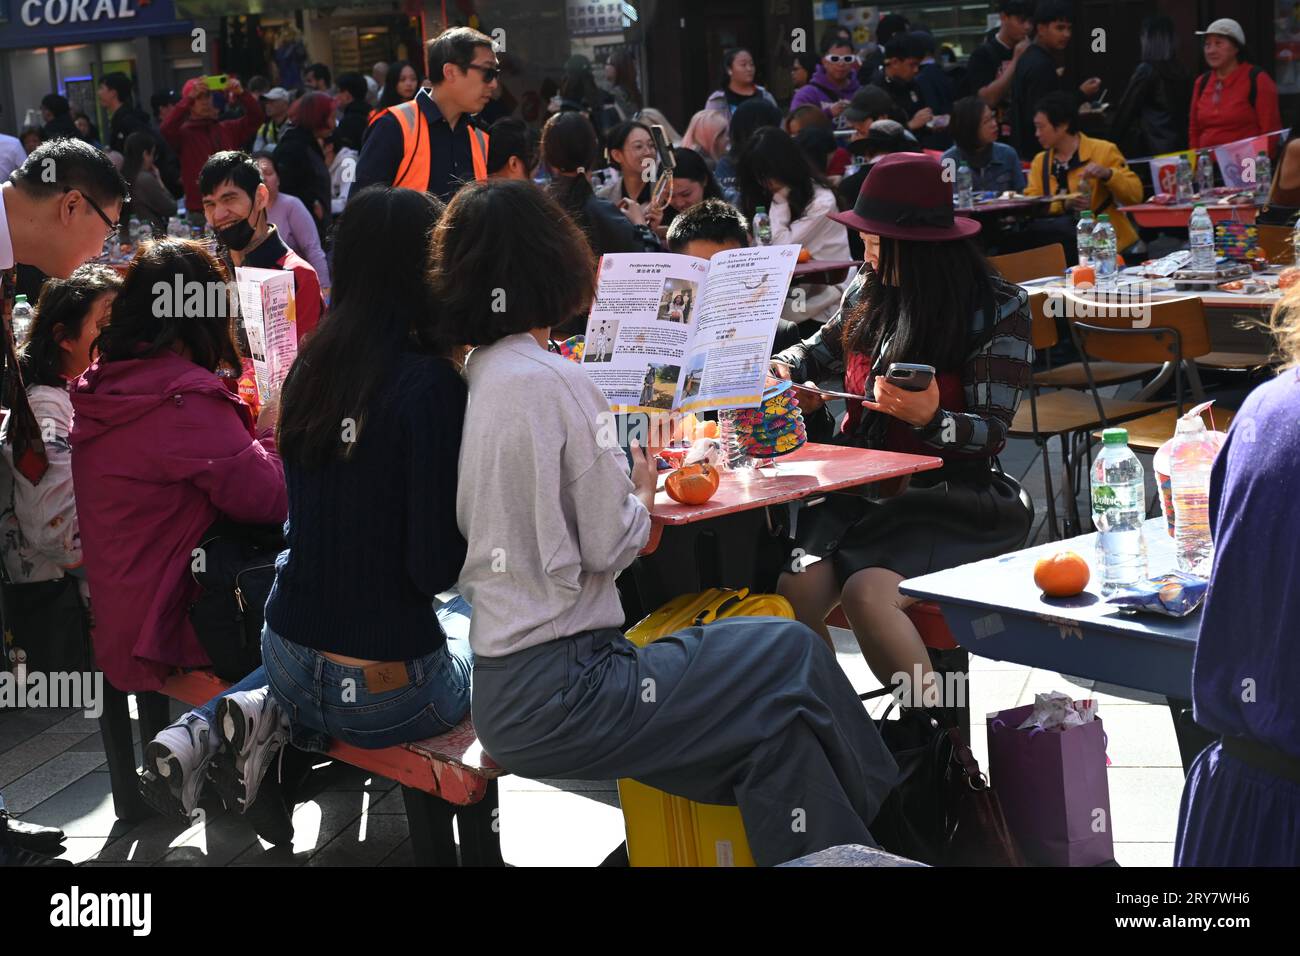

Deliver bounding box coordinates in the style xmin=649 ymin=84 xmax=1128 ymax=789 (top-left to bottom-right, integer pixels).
xmin=1 ymin=138 xmax=127 ymax=488
xmin=353 ymin=26 xmax=498 ymax=202
xmin=789 ymin=34 xmax=861 ymax=128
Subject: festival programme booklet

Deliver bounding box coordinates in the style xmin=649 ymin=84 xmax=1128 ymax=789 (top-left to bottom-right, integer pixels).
xmin=581 ymin=245 xmax=799 ymax=415
xmin=234 ymin=267 xmax=298 ymax=406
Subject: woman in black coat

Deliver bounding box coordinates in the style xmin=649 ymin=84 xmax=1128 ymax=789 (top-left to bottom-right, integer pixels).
xmin=273 ymin=92 xmax=335 ymax=240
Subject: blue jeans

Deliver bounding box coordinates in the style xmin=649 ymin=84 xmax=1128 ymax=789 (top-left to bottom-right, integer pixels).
xmin=262 ymin=597 xmax=473 ymax=751
xmin=193 ymin=666 xmax=269 ymax=725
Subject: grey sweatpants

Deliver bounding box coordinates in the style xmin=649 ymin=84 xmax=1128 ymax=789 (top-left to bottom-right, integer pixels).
xmin=471 ymin=617 xmax=899 ymax=866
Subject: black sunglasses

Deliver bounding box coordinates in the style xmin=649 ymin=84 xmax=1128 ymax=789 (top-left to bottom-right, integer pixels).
xmin=66 ymin=188 xmax=122 ymax=237
xmin=465 ymin=63 xmax=502 ymax=83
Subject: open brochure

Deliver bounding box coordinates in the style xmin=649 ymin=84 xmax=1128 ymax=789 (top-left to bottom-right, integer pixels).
xmin=234 ymin=267 xmax=298 ymax=406
xmin=581 ymin=246 xmax=799 ymax=415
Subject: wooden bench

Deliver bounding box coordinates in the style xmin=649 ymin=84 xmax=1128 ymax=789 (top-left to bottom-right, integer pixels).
xmin=97 ymin=669 xmax=508 ymax=866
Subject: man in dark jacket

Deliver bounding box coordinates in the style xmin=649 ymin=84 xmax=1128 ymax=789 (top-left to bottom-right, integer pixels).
xmin=1009 ymin=0 xmax=1101 ymax=158
xmin=333 ymin=72 xmax=373 ymax=151
xmin=199 ymin=151 xmax=322 ymax=342
xmin=98 ymin=72 xmax=154 ymax=155
xmin=870 ymin=35 xmax=933 ymax=138
xmin=39 ymin=95 xmax=81 ymax=142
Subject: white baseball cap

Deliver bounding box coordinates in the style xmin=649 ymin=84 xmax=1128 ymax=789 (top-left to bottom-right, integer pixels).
xmin=260 ymin=87 xmax=291 ymax=103
xmin=1196 ymin=18 xmax=1246 ymax=48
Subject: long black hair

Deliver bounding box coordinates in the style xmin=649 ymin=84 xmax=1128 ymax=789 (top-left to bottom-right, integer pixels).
xmin=736 ymin=125 xmax=833 ymax=223
xmin=277 ymin=186 xmax=449 ymax=466
xmin=377 ymin=60 xmax=418 ymax=110
xmin=671 ymin=146 xmax=723 ymax=200
xmin=20 ymin=264 xmax=121 ymax=387
xmin=843 ymin=237 xmax=997 ymax=373
xmin=120 ymin=132 xmax=156 ymax=191
xmin=542 ymin=111 xmax=600 ymax=237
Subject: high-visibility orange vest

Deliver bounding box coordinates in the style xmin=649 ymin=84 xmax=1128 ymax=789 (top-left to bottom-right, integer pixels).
xmin=368 ymin=99 xmax=489 ymax=191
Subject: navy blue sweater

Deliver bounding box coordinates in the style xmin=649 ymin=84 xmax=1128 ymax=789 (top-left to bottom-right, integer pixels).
xmin=264 ymin=351 xmax=467 ymax=660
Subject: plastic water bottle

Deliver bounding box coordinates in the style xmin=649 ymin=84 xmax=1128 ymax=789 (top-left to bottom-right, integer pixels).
xmin=1292 ymin=217 xmax=1300 ymax=266
xmin=753 ymin=206 xmax=772 ymax=245
xmin=1175 ymin=155 xmax=1193 ymax=203
xmin=1091 ymin=427 xmax=1148 ymax=595
xmin=1091 ymin=214 xmax=1117 ymax=286
xmin=956 ymin=162 xmax=974 ymax=209
xmin=1188 ymin=204 xmax=1215 ymax=272
xmin=1076 ymin=210 xmax=1095 ymax=266
xmin=1169 ymin=411 xmax=1218 ymax=576
xmin=1254 ymin=150 xmax=1271 ymax=201
xmin=1196 ymin=150 xmax=1215 ymax=195
xmin=10 ymin=294 xmax=34 ymax=347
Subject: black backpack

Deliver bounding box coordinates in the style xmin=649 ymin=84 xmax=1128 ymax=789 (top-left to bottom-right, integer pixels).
xmin=187 ymin=518 xmax=285 ymax=681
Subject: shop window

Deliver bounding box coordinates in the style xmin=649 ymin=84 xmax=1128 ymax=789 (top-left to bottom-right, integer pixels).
xmin=10 ymin=47 xmax=52 ymax=131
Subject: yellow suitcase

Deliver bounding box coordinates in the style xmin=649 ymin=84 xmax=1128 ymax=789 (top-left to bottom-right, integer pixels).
xmin=618 ymin=587 xmax=794 ymax=867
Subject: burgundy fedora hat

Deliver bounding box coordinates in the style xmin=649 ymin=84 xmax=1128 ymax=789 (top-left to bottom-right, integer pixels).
xmin=829 ymin=152 xmax=981 ymax=242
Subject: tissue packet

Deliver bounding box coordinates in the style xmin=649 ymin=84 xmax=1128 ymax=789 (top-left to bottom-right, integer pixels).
xmin=1105 ymin=571 xmax=1208 ymax=617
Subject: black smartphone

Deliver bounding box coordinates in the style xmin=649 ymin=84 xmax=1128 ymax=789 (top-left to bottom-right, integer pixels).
xmin=650 ymin=124 xmax=675 ymax=172
xmin=885 ymin=362 xmax=935 ymax=392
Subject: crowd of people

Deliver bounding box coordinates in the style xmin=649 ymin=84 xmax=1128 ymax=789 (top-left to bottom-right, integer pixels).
xmin=1 ymin=5 xmax=1298 ymax=870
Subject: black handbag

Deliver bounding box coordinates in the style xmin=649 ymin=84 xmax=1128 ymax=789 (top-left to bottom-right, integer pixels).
xmin=865 ymin=690 xmax=1024 ymax=867
xmin=187 ymin=518 xmax=285 ymax=682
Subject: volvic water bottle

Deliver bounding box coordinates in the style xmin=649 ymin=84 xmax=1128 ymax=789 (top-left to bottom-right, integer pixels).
xmin=1188 ymin=204 xmax=1215 ymax=272
xmin=1076 ymin=210 xmax=1095 ymax=266
xmin=1091 ymin=214 xmax=1117 ymax=286
xmin=1254 ymin=150 xmax=1272 ymax=201
xmin=956 ymin=162 xmax=974 ymax=209
xmin=1196 ymin=150 xmax=1215 ymax=195
xmin=1091 ymin=427 xmax=1148 ymax=595
xmin=1175 ymin=155 xmax=1193 ymax=202
xmin=10 ymin=294 xmax=34 ymax=347
xmin=1169 ymin=409 xmax=1218 ymax=576
xmin=753 ymin=206 xmax=772 ymax=245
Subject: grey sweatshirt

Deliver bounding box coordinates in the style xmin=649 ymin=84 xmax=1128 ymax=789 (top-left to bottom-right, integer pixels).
xmin=456 ymin=333 xmax=651 ymax=657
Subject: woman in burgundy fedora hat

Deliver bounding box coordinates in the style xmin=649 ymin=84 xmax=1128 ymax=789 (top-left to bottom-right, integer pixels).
xmin=773 ymin=152 xmax=1034 ymax=714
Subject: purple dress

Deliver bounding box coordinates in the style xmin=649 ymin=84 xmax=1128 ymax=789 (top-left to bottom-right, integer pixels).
xmin=1175 ymin=367 xmax=1300 ymax=865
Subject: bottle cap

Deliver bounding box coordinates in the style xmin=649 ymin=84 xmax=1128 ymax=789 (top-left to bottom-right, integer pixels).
xmin=1102 ymin=427 xmax=1129 ymax=446
xmin=756 ymin=206 xmax=766 ymax=214
xmin=14 ymin=294 xmax=27 ymax=304
xmin=1098 ymin=213 xmax=1110 ymax=222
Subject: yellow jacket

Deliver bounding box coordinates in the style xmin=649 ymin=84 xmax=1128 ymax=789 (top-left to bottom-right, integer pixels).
xmin=1025 ymin=133 xmax=1143 ymax=252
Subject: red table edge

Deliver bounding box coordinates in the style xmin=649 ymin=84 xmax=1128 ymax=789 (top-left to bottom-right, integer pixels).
xmin=639 ymin=445 xmax=944 ymax=555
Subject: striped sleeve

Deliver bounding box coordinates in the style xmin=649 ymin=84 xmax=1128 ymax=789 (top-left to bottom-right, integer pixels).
xmin=913 ymin=289 xmax=1032 ymax=457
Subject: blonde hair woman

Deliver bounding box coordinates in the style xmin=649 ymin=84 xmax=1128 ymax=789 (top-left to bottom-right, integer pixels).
xmin=681 ymin=108 xmax=730 ymax=163
xmin=1174 ymin=285 xmax=1300 ymax=866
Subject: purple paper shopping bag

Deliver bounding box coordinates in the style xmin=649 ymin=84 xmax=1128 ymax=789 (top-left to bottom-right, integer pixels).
xmin=986 ymin=703 xmax=1114 ymax=867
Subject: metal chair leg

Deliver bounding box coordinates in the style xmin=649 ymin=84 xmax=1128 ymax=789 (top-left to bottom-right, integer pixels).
xmin=1038 ymin=437 xmax=1060 ymax=541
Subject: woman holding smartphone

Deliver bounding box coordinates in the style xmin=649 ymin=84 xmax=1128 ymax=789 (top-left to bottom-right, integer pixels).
xmin=773 ymin=153 xmax=1033 ymax=710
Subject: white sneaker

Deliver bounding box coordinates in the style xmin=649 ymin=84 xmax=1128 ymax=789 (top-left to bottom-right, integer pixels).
xmin=209 ymin=687 xmax=290 ymax=815
xmin=139 ymin=713 xmax=219 ymax=818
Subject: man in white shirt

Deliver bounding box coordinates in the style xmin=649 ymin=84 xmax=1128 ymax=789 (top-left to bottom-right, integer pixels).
xmin=1 ymin=138 xmax=127 ymax=483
